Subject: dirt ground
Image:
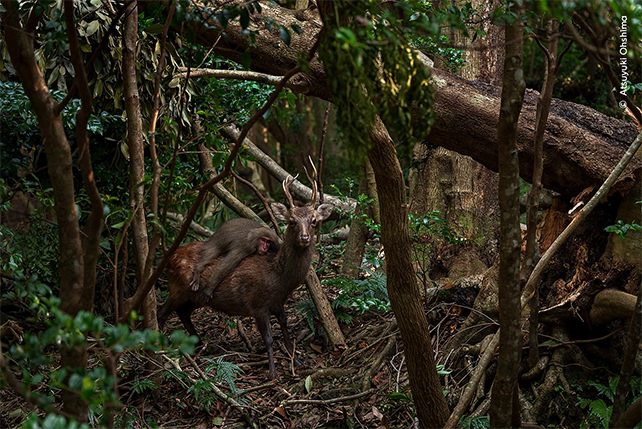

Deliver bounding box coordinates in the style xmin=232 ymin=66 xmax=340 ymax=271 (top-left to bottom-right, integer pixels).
xmin=0 ymin=286 xmax=469 ymax=429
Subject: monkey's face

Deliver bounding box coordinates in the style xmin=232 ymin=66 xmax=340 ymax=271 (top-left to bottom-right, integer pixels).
xmin=258 ymin=236 xmax=279 ymax=254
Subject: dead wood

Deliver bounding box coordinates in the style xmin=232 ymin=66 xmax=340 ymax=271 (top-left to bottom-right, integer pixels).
xmin=589 ymin=288 xmax=637 ymax=325
xmin=175 ymin=0 xmax=641 ymax=198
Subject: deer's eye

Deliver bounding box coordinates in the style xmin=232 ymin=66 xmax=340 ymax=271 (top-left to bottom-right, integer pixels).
xmin=288 ymin=220 xmax=296 ymax=227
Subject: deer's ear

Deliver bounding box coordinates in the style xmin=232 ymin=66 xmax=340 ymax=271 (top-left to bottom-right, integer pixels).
xmin=316 ymin=203 xmax=333 ymax=221
xmin=271 ymin=203 xmax=289 ymax=221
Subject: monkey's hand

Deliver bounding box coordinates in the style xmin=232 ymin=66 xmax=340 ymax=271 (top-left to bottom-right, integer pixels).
xmin=189 ymin=276 xmax=200 ymax=292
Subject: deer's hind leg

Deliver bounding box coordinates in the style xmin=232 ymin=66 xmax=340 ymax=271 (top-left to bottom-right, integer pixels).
xmin=175 ymin=301 xmax=200 ymax=339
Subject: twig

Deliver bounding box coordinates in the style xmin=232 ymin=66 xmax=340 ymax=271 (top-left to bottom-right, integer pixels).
xmin=317 ymin=101 xmax=331 ymax=205
xmin=240 ymin=381 xmax=277 ymax=394
xmin=538 ymin=327 xmax=623 ymax=348
xmin=280 ymin=388 xmax=376 ymax=407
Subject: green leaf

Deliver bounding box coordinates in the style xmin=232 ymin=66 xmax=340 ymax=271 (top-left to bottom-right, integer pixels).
xmin=279 ymin=27 xmax=291 ymax=46
xmin=387 ymin=391 xmax=412 ymax=401
xmin=240 ymin=8 xmax=250 ymax=29
xmin=305 ymin=375 xmax=312 ymax=393
xmin=145 ymin=23 xmax=165 ymax=34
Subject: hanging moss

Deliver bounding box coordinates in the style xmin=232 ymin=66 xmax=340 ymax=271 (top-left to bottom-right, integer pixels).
xmin=318 ymin=1 xmax=435 ymax=161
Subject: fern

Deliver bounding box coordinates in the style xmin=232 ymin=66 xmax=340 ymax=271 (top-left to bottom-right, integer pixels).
xmin=578 ymin=376 xmax=642 ymax=429
xmin=204 ymin=357 xmax=243 ymax=394
xmin=588 ymin=399 xmax=611 ymax=427
xmin=588 ymin=378 xmax=616 ymax=402
xmin=130 ymin=377 xmax=158 ymax=395
xmin=295 ymin=299 xmax=319 ymax=334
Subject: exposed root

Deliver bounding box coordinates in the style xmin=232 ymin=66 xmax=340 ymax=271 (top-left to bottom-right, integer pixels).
xmin=531 ymin=327 xmax=571 ymax=419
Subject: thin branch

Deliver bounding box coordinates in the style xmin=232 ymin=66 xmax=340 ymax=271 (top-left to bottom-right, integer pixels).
xmin=280 ymin=389 xmax=376 ymax=406
xmin=556 ymin=39 xmax=573 ymax=70
xmin=220 ymin=125 xmax=355 ymax=213
xmin=175 ymin=68 xmax=286 ymax=85
xmin=64 ymin=0 xmax=103 ymax=311
xmin=144 ymin=1 xmax=176 ymax=278
xmin=523 ymin=19 xmax=559 ymax=368
xmin=165 ymin=212 xmax=214 ymax=237
xmin=317 ymin=101 xmax=331 ymax=205
xmin=231 ymin=170 xmax=281 ymax=236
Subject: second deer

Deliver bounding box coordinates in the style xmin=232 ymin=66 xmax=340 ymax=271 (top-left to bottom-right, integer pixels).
xmin=157 ymin=174 xmax=332 ymax=379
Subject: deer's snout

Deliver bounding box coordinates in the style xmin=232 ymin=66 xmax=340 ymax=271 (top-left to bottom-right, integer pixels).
xmin=300 ymin=234 xmax=311 ymax=245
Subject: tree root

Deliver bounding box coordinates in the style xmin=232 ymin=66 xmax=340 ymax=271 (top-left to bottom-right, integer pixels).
xmin=279 ymin=388 xmax=376 ymax=407
xmin=361 ymin=334 xmax=397 ymax=391
xmin=521 ymin=356 xmax=549 ymax=382
xmin=444 ymin=332 xmax=499 ymax=429
xmin=531 ymin=327 xmax=571 ymax=420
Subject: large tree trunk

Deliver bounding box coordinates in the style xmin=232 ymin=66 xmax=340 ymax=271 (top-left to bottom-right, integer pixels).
xmin=178 ymin=0 xmax=640 ymax=198
xmin=1 ymin=2 xmax=93 ymax=421
xmin=409 ymin=0 xmax=502 ymax=283
xmin=367 ymin=117 xmax=450 ymax=428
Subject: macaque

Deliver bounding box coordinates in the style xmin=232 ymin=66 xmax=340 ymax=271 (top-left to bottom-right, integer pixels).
xmin=190 ymin=218 xmax=280 ymax=297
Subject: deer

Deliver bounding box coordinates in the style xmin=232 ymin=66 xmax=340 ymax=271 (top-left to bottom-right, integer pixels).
xmin=157 ymin=172 xmax=333 ymax=379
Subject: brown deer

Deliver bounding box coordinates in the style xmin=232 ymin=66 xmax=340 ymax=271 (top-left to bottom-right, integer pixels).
xmin=157 ymin=175 xmax=333 ymax=379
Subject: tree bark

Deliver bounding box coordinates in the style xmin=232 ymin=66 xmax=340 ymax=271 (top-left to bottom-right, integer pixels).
xmin=176 ymin=0 xmax=640 ymax=198
xmin=367 ymin=116 xmax=450 ymax=428
xmin=490 ymin=8 xmax=526 ymax=428
xmin=123 ymin=0 xmax=157 ymax=329
xmin=1 ymin=2 xmax=90 ymax=421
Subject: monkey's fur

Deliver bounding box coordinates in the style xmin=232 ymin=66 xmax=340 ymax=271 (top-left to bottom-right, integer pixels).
xmin=190 ymin=218 xmax=280 ymax=297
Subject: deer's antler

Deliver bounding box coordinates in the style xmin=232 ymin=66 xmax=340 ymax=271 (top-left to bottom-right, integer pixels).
xmin=282 ymin=175 xmax=297 ymax=208
xmin=304 ymin=156 xmax=318 ymax=206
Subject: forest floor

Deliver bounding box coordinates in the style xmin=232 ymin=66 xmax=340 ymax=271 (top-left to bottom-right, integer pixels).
xmin=130 ymin=287 xmax=464 ymax=429
xmin=2 ymin=277 xmax=623 ymax=428
xmin=0 ymin=285 xmax=466 ymax=429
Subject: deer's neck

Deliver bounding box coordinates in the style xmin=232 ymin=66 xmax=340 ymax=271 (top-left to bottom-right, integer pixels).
xmin=276 ymin=237 xmax=314 ymax=290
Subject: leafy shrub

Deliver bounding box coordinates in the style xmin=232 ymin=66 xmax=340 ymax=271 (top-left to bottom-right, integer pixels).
xmin=1 ymin=267 xmax=196 ymax=429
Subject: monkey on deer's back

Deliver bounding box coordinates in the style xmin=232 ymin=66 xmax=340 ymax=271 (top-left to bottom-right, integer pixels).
xmin=158 ymin=173 xmax=332 ymax=379
xmin=189 ymin=218 xmax=280 ymax=298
